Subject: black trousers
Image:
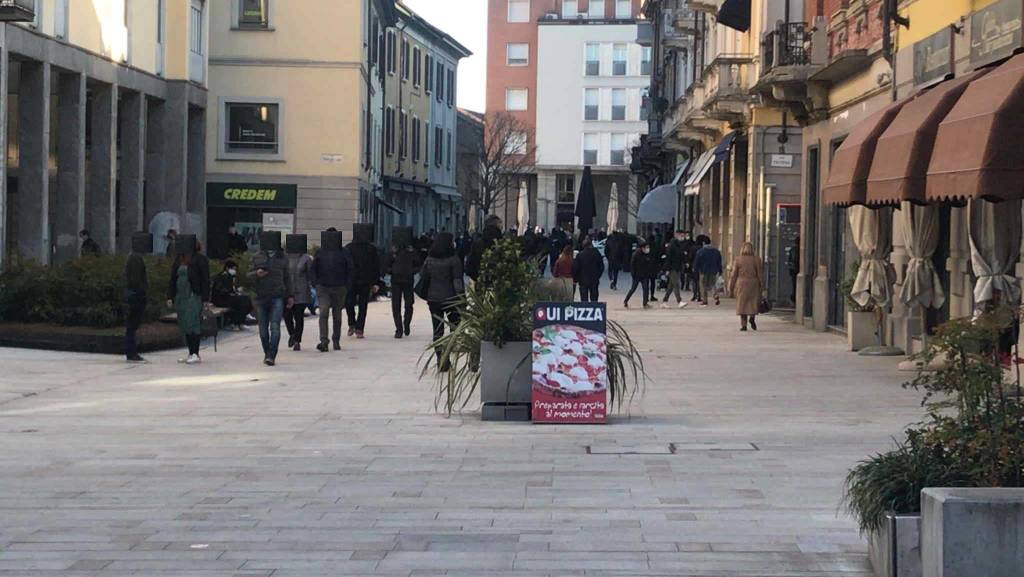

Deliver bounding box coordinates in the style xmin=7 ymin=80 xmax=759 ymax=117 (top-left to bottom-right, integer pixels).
xmin=283 ymin=305 xmax=306 ymax=343
xmin=625 ymin=277 xmax=649 ymax=306
xmin=124 ymin=295 xmax=146 ymax=359
xmin=608 ymin=264 xmax=621 ymax=287
xmin=690 ymin=270 xmax=702 ymax=301
xmin=579 ymin=284 xmax=599 ymax=302
xmin=428 ymin=301 xmax=461 ymax=360
xmin=346 ymin=284 xmax=372 ymax=331
xmin=392 ymin=282 xmax=415 ymax=332
xmin=185 ymin=334 xmax=201 ymax=356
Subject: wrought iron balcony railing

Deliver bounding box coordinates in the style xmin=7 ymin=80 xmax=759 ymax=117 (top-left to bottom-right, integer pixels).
xmin=762 ymin=22 xmax=810 ymax=73
xmin=0 ymin=0 xmax=35 ymax=22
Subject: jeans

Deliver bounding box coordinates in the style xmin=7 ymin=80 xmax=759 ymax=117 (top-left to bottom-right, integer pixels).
xmin=625 ymin=277 xmax=649 ymax=306
xmin=283 ymin=305 xmax=305 ymax=343
xmin=392 ymin=282 xmax=415 ymax=332
xmin=317 ymin=286 xmax=347 ymax=343
xmin=255 ymin=297 xmax=285 ymax=360
xmin=663 ymin=271 xmax=683 ymax=303
xmin=579 ymin=284 xmax=600 ymax=302
xmin=346 ymin=284 xmax=372 ymax=332
xmin=124 ymin=293 xmax=146 ymax=359
xmin=701 ymin=273 xmax=719 ymax=304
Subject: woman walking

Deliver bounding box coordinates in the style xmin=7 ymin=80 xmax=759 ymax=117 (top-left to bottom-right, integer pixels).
xmin=729 ymin=242 xmax=765 ymax=331
xmin=552 ymin=245 xmax=575 ymax=300
xmin=166 ymin=235 xmax=210 ymax=364
xmin=420 ymin=232 xmax=465 ymax=371
xmin=624 ymin=241 xmax=656 ymax=309
xmin=284 ymin=235 xmax=314 ymax=351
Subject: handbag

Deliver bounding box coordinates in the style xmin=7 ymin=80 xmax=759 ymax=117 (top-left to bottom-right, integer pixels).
xmin=758 ymin=295 xmax=772 ymax=314
xmin=414 ymin=273 xmax=430 ymax=301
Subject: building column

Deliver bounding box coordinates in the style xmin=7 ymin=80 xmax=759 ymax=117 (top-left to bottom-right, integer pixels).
xmin=17 ymin=61 xmax=51 ymax=264
xmin=163 ymin=84 xmax=190 ymax=229
xmin=187 ymin=106 xmax=206 ymax=244
xmin=0 ymin=27 xmax=8 ymax=269
xmin=89 ymin=82 xmax=118 ymax=254
xmin=53 ymin=71 xmax=86 ymax=263
xmin=118 ymin=90 xmax=145 ymax=253
xmin=144 ymin=97 xmax=170 ymax=253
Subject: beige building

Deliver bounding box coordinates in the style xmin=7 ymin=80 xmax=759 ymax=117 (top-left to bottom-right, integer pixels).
xmin=0 ymin=0 xmax=209 ymax=265
xmin=205 ymin=0 xmax=396 ymax=256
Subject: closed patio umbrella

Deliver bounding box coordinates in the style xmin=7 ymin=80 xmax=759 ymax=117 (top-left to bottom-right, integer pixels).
xmin=517 ymin=181 xmax=530 ymax=235
xmin=575 ymin=166 xmax=597 ymax=237
xmin=606 ymin=183 xmax=620 ymax=232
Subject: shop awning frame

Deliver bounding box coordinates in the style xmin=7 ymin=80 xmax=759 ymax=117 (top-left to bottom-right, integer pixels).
xmin=823 ymin=99 xmax=911 ymax=206
xmin=683 ymin=132 xmax=738 ymax=196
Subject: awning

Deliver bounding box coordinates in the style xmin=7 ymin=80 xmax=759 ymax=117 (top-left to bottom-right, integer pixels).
xmin=671 ymin=158 xmax=692 ymax=186
xmin=637 ymin=184 xmax=678 ymax=224
xmin=384 ymin=176 xmax=432 ymax=195
xmin=926 ymin=52 xmax=1024 ymax=203
xmin=717 ymin=0 xmax=751 ymax=32
xmin=376 ymin=197 xmax=404 ymax=215
xmin=683 ymin=132 xmax=738 ymax=196
xmin=866 ymin=71 xmax=985 ymax=206
xmin=823 ymin=99 xmax=910 ymax=206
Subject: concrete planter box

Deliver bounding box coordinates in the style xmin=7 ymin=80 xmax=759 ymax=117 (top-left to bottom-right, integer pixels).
xmin=922 ymin=488 xmax=1024 ymax=577
xmin=480 ymin=340 xmax=532 ymax=421
xmin=848 ymin=310 xmax=877 ymax=351
xmin=869 ymin=513 xmax=922 ymax=577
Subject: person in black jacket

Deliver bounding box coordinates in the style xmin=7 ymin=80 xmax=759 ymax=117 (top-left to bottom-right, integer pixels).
xmin=345 ymin=228 xmax=380 ymax=339
xmin=605 ymin=232 xmax=625 ymax=290
xmin=124 ymin=235 xmax=149 ymax=363
xmin=226 ymin=226 xmax=249 ymax=255
xmin=661 ymin=231 xmax=689 ymax=309
xmin=79 ymin=229 xmax=101 ymax=257
xmin=313 ymin=229 xmax=353 ymax=352
xmin=465 ymin=216 xmax=503 ymax=282
xmin=385 ymin=235 xmax=422 ymax=339
xmin=573 ymin=236 xmax=605 ymax=303
xmin=624 ymin=241 xmax=656 ymax=309
xmin=212 ymin=260 xmax=252 ymax=331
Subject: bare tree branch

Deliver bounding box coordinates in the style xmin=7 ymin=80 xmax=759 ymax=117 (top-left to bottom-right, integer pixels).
xmin=462 ymin=112 xmax=537 ymax=220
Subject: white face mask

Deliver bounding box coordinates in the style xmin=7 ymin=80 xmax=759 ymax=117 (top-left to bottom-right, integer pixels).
xmin=227 ymin=269 xmax=237 ymax=277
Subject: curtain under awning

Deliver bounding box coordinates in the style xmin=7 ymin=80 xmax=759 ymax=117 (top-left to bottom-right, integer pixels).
xmin=897 ymin=202 xmax=945 ymax=309
xmin=969 ymin=199 xmax=1022 ymax=307
xmin=849 ymin=205 xmax=893 ymax=308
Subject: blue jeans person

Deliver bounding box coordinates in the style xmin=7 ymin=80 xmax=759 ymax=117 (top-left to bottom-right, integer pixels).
xmin=254 ymin=297 xmax=285 ymax=361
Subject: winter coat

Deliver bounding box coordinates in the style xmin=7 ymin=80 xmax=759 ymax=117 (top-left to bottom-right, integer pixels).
xmin=167 ymin=256 xmax=211 ymax=302
xmin=248 ymin=252 xmax=292 ymax=300
xmin=346 ymin=241 xmax=381 ymax=287
xmin=630 ymin=250 xmax=659 ymax=280
xmin=729 ymin=254 xmax=764 ymax=316
xmin=680 ymin=239 xmax=698 ymax=268
xmin=313 ymin=247 xmax=354 ymax=289
xmin=693 ymin=245 xmax=723 ymax=276
xmin=385 ymin=248 xmax=422 ymax=285
xmin=466 ymin=225 xmax=502 ymax=281
xmin=211 ymin=271 xmax=238 ymax=308
xmin=572 ymin=247 xmax=605 ymax=287
xmin=287 ymin=253 xmax=315 ymax=305
xmin=421 ymin=255 xmax=465 ymax=304
xmin=553 ymin=255 xmax=574 ymax=279
xmin=664 ymin=240 xmax=686 ymax=272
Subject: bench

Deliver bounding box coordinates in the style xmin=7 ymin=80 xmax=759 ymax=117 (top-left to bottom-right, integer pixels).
xmin=159 ymin=306 xmax=231 ymax=351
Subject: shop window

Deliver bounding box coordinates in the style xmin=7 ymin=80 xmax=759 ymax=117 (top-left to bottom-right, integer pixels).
xmin=238 ymin=0 xmax=269 ymax=29
xmin=225 ymin=102 xmax=280 ymax=155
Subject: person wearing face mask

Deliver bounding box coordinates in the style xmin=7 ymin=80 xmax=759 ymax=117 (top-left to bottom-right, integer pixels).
xmin=624 ymin=240 xmax=656 ymax=309
xmin=212 ymin=260 xmax=252 ymax=331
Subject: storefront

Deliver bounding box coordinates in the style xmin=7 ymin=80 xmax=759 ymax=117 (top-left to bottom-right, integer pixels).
xmin=206 ymin=182 xmax=298 ymax=258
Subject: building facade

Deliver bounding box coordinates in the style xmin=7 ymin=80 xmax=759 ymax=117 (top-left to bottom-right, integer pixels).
xmin=0 ymin=0 xmax=209 ymax=266
xmin=457 ymin=108 xmax=485 ymax=230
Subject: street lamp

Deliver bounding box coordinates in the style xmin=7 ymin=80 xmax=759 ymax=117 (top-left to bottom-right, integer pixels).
xmin=0 ymin=0 xmax=35 ymax=22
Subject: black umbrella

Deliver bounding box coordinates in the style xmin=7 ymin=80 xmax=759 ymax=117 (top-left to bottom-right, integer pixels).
xmin=575 ymin=166 xmax=597 ymax=238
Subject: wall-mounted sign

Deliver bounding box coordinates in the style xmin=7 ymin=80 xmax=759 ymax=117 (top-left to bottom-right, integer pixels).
xmin=207 ymin=182 xmax=298 ymax=209
xmin=914 ymin=27 xmax=954 ymax=85
xmin=769 ymin=154 xmax=794 ymax=169
xmin=971 ymin=0 xmax=1023 ymax=68
xmin=532 ymin=302 xmax=608 ymax=424
xmin=321 ymin=153 xmax=345 ymax=164
xmin=261 ymin=213 xmax=294 ymax=234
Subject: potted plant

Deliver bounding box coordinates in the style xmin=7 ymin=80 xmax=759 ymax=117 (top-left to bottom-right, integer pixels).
xmin=420 ymin=238 xmax=647 ymax=420
xmin=842 ymin=260 xmax=878 ymax=351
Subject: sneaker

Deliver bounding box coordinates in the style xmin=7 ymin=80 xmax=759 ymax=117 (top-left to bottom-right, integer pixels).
xmin=264 ymin=358 xmax=275 ymax=366
xmin=185 ymin=354 xmax=201 ymax=365
xmin=678 ymin=302 xmax=688 ymax=309
xmin=715 ymin=297 xmax=721 ymax=306
xmin=642 ymin=303 xmax=651 ymax=309
xmin=288 ymin=336 xmax=296 ymax=348
xmin=316 ymin=342 xmax=329 ymax=353
xmin=348 ymin=327 xmax=355 ymax=337
xmin=356 ymin=330 xmax=365 ymax=339
xmin=661 ymin=303 xmax=670 ymax=309
xmin=126 ymin=355 xmax=146 ymax=363
xmin=395 ymin=330 xmax=403 ymax=339
xmin=700 ymin=302 xmax=708 ymax=308
xmin=177 ymin=357 xmax=188 ymax=364
xmin=741 ymin=326 xmax=748 ymax=332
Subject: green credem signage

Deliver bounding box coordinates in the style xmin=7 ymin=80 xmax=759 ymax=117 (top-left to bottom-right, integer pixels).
xmin=206 ymin=182 xmax=298 ymax=209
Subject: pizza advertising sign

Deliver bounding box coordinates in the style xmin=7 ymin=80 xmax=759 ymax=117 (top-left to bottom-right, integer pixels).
xmin=532 ymin=302 xmax=608 ymax=424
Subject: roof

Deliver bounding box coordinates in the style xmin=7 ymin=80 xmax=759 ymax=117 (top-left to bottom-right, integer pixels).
xmin=395 ymin=1 xmax=473 ymax=60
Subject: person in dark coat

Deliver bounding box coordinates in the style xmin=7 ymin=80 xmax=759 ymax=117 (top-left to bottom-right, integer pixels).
xmin=573 ymin=236 xmax=605 ymax=303
xmin=345 ymin=231 xmax=380 ymax=339
xmin=420 ymin=232 xmax=464 ymax=371
xmin=678 ymin=231 xmax=696 ymax=293
xmin=465 ymin=216 xmax=502 ymax=282
xmin=385 ymin=238 xmax=422 ymax=339
xmin=167 ymin=239 xmax=211 ymax=364
xmin=226 ymin=226 xmax=249 ymax=255
xmin=79 ymin=230 xmax=101 ymax=257
xmin=693 ymin=240 xmax=724 ymax=306
xmin=787 ymin=235 xmax=801 ymax=305
xmin=624 ymin=241 xmax=657 ymax=309
xmin=548 ymin=227 xmax=569 ymax=275
xmin=605 ymin=232 xmax=626 ymax=290
xmin=212 ymin=260 xmax=253 ymax=331
xmin=123 ymin=240 xmax=149 ymax=363
xmin=661 ymin=231 xmax=689 ymax=309
xmin=313 ymin=229 xmax=353 ymax=352
xmin=248 ymin=237 xmax=294 ymax=365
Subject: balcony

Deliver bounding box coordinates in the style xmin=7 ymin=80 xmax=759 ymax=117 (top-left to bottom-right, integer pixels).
xmin=753 ymin=22 xmax=828 ymax=123
xmin=701 ymin=55 xmax=754 ymax=123
xmin=671 ymin=6 xmax=698 ymax=35
xmin=636 ymin=20 xmax=654 ymax=46
xmin=0 ymin=0 xmax=34 ymax=22
xmin=687 ymin=0 xmax=720 ymax=14
xmin=763 ymin=23 xmax=810 ymax=72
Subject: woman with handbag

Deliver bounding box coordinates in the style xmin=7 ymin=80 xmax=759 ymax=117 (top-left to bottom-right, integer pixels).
xmin=728 ymin=242 xmax=765 ymax=332
xmin=419 ymin=232 xmax=464 ymax=371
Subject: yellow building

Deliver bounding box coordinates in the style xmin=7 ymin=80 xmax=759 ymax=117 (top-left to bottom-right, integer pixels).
xmin=0 ymin=0 xmax=209 ymax=265
xmin=204 ymin=0 xmax=397 ymax=256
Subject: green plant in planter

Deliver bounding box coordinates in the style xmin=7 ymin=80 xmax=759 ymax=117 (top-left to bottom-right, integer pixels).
xmin=421 ymin=237 xmax=647 ymax=416
xmin=842 ymin=309 xmax=1024 ymax=534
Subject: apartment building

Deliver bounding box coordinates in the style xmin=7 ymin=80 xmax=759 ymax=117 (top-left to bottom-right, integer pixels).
xmin=0 ymin=0 xmax=209 ymax=266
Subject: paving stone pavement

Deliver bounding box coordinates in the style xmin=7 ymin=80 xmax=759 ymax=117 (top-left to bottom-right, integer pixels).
xmin=0 ymin=283 xmax=925 ymax=576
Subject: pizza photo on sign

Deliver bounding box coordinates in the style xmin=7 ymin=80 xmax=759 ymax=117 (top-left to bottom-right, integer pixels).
xmin=532 ymin=324 xmax=608 ymax=397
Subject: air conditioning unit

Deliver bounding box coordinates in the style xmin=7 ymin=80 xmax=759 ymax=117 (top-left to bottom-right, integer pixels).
xmin=543 ymin=12 xmax=558 ymax=20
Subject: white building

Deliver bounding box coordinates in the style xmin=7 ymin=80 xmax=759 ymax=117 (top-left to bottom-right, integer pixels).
xmin=535 ymin=18 xmax=649 ymax=233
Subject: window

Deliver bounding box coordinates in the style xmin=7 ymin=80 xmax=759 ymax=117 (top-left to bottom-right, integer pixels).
xmin=584 ymin=88 xmax=599 ymax=120
xmin=412 ymin=118 xmax=421 ymax=162
xmin=562 ymin=0 xmax=578 ymax=18
xmin=399 ymin=110 xmax=408 ymax=159
xmin=640 ymin=46 xmax=651 ymax=76
xmin=369 ymin=18 xmax=379 ymax=66
xmin=640 ymin=97 xmax=648 ymax=121
xmin=436 ymin=61 xmax=444 ymax=102
xmin=401 ymin=39 xmax=410 ymax=80
xmin=585 ymin=43 xmax=600 ymax=76
xmin=611 ymin=89 xmax=626 ymax=120
xmin=190 ymin=2 xmax=203 ymax=55
xmin=615 ymin=0 xmax=631 ymax=19
xmin=413 ymin=46 xmax=421 ymax=86
xmin=588 ymin=0 xmax=604 ymax=19
xmin=507 ymin=43 xmax=528 ymax=66
xmin=506 ymin=132 xmax=528 ymax=155
xmin=583 ymin=134 xmax=598 ymax=165
xmin=425 ymin=54 xmax=433 ymax=92
xmin=225 ymin=102 xmax=279 ymax=155
xmin=506 ymin=88 xmax=528 ymax=111
xmin=610 ymin=134 xmax=626 ymax=165
xmin=238 ymin=0 xmax=269 ymax=29
xmin=446 ymin=130 xmax=453 ymax=170
xmin=447 ymin=69 xmax=455 ymax=107
xmin=386 ymin=30 xmax=396 ymax=74
xmin=55 ymin=0 xmax=68 ymax=39
xmin=424 ymin=127 xmax=430 ymax=166
xmin=613 ymin=44 xmax=627 ymax=76
xmin=435 ymin=126 xmax=444 ymax=166
xmin=385 ymin=106 xmax=395 ymax=157
xmin=505 ymin=0 xmax=528 ymax=22
xmin=557 ymin=174 xmax=576 ymax=203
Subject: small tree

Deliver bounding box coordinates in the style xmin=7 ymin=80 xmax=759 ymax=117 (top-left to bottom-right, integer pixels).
xmin=462 ymin=112 xmax=537 ymax=223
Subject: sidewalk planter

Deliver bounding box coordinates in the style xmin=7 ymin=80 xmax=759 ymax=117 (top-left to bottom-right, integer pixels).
xmin=848 ymin=311 xmax=877 ymax=351
xmin=921 ymin=488 xmax=1024 ymax=577
xmin=868 ymin=513 xmax=921 ymax=577
xmin=480 ymin=340 xmax=532 ymax=421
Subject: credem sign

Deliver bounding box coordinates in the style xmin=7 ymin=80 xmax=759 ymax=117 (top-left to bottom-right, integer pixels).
xmin=206 ymin=182 xmax=298 ymax=208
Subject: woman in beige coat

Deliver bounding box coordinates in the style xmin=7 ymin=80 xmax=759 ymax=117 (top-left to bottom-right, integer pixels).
xmin=729 ymin=242 xmax=764 ymax=331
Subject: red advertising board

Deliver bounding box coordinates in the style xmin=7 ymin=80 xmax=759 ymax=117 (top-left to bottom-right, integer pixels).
xmin=531 ymin=302 xmax=608 ymax=424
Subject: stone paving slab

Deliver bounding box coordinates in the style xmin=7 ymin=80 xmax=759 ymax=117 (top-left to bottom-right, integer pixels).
xmin=0 ymin=285 xmax=924 ymax=575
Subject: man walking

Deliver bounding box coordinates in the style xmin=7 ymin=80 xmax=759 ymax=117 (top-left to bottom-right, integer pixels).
xmin=345 ymin=224 xmax=380 ymax=339
xmin=385 ymin=227 xmax=421 ymax=339
xmin=124 ymin=233 xmax=151 ymax=363
xmin=313 ymin=228 xmax=352 ymax=352
xmin=661 ymin=231 xmax=689 ymax=309
xmin=693 ymin=239 xmax=723 ymax=307
xmin=248 ymin=231 xmax=294 ymax=366
xmin=573 ymin=236 xmax=605 ymax=303
xmin=80 ymin=229 xmax=101 ymax=257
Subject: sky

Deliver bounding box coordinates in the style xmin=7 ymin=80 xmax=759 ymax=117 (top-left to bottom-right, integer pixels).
xmin=401 ymin=0 xmax=488 ymax=113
